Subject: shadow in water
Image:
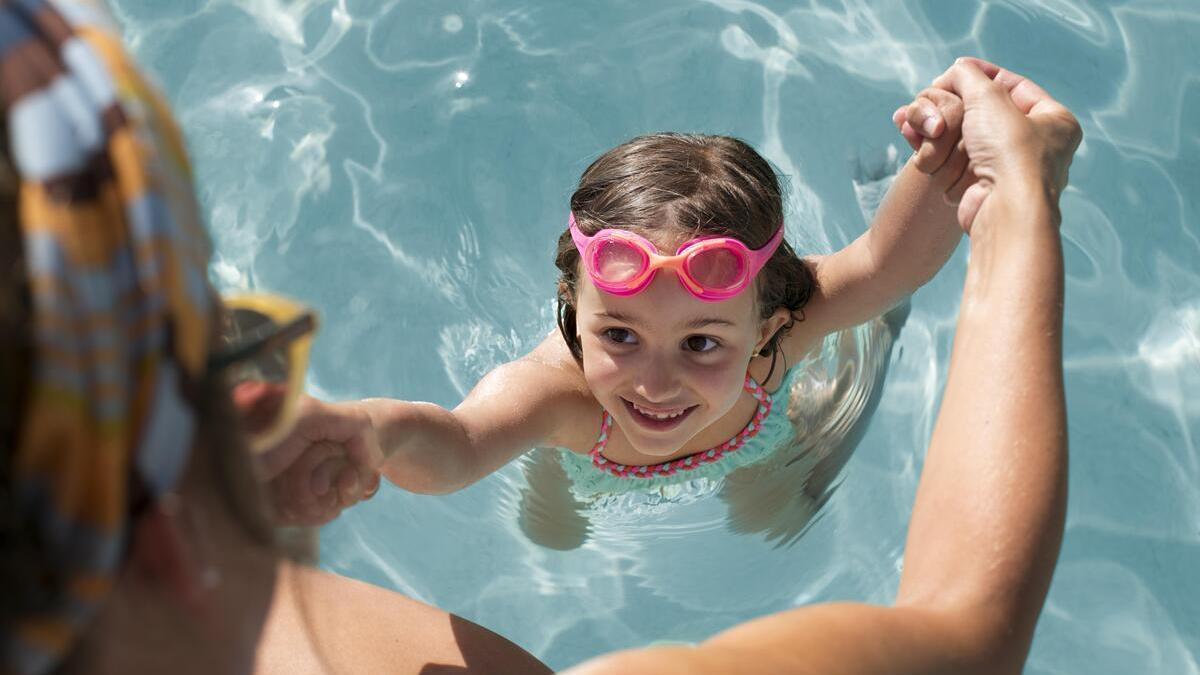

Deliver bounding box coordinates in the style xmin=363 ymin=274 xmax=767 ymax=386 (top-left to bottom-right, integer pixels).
xmin=418 ymin=615 xmax=553 ymax=674
xmin=720 ymin=303 xmax=905 ymax=548
xmin=518 ymin=447 xmax=591 ymax=550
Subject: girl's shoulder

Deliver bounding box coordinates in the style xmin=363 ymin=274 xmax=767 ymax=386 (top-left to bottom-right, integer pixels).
xmin=514 ymin=330 xmax=602 ymax=453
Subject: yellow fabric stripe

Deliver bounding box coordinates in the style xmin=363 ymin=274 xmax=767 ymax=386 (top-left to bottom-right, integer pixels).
xmin=19 ymin=182 xmax=129 ymax=266
xmin=76 ymin=26 xmax=194 ymax=180
xmin=16 ymin=385 xmax=129 ymax=531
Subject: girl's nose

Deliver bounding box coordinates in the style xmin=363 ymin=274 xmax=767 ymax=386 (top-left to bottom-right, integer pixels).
xmin=633 ymin=358 xmax=682 ymax=404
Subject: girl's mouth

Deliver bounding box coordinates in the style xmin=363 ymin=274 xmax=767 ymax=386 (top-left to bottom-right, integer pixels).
xmin=621 ymin=398 xmax=697 ymax=432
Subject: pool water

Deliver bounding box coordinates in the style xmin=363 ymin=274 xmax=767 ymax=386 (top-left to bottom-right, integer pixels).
xmin=109 ymin=0 xmax=1199 ymax=671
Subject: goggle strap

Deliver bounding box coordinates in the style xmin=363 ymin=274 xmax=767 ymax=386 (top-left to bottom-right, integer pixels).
xmin=569 ymin=212 xmax=592 ymax=253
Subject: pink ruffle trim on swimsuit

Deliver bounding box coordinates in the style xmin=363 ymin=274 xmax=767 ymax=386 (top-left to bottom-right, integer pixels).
xmin=588 ymin=374 xmax=772 ymax=479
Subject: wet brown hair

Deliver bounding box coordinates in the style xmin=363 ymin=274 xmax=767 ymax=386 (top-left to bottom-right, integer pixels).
xmin=555 ymin=133 xmax=817 ymax=362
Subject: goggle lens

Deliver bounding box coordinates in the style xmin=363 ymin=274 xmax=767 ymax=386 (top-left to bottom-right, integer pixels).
xmin=685 ymin=247 xmax=746 ymax=291
xmin=592 ymin=238 xmax=647 ymax=284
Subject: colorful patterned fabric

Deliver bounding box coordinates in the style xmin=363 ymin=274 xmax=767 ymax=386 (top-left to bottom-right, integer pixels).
xmin=1 ymin=1 xmax=214 ymax=672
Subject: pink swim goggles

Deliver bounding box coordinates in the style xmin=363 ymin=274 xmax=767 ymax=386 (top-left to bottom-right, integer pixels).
xmin=569 ymin=213 xmax=785 ymax=302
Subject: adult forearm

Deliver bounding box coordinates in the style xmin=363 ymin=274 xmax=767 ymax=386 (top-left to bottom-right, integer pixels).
xmin=898 ymin=182 xmax=1067 ymax=661
xmin=364 ymin=399 xmax=476 ymax=494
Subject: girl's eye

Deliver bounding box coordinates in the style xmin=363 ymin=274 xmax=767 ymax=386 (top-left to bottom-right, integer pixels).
xmin=683 ymin=335 xmax=720 ymax=353
xmin=603 ymin=328 xmax=637 ymax=345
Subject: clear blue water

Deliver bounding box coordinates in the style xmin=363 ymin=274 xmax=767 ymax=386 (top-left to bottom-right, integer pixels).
xmin=109 ymin=0 xmax=1199 ymax=672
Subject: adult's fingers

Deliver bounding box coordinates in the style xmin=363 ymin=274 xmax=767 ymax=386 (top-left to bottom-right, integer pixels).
xmin=930 ymin=59 xmax=1016 ymax=109
xmin=955 ymin=56 xmax=1062 ymax=118
xmin=283 ymin=441 xmax=341 ymax=509
xmin=257 ymin=426 xmax=307 ymax=481
xmin=936 ymin=57 xmax=1070 ymax=121
xmin=256 ymin=395 xmax=330 ymax=480
xmin=310 ymin=455 xmax=344 ymax=497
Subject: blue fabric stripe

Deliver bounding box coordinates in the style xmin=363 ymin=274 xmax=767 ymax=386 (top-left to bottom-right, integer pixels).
xmin=136 ymin=364 xmax=195 ymax=496
xmin=18 ymin=478 xmax=125 ymax=573
xmin=62 ymin=37 xmax=117 ymax=111
xmin=9 ymin=74 xmax=104 ymax=179
xmin=49 ymin=0 xmax=118 ymax=33
xmin=13 ymin=0 xmax=49 ymax=16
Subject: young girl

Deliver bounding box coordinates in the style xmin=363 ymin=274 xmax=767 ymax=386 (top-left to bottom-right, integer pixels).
xmin=263 ymin=92 xmax=968 ymax=522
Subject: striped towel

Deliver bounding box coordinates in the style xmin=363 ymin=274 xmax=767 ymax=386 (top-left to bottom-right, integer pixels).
xmin=1 ymin=1 xmax=216 ymax=672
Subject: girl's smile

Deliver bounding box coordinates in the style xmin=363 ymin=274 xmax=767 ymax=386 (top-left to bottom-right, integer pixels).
xmin=622 ymin=398 xmax=698 ymax=430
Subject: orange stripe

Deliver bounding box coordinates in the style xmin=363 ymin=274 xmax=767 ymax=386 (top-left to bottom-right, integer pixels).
xmin=77 ymin=27 xmax=194 ymax=179
xmin=107 ymin=127 xmax=152 ymax=204
xmin=20 ymin=182 xmax=130 ymax=267
xmin=17 ymin=386 xmax=130 ymax=530
xmin=17 ymin=617 xmax=73 ymax=655
xmin=70 ymin=573 xmax=116 ymax=603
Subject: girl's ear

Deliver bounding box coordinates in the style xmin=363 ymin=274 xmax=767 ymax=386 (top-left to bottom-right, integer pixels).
xmin=755 ymin=307 xmax=793 ymax=355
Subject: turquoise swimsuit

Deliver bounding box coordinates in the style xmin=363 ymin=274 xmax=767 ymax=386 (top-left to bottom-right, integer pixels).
xmin=559 ymin=358 xmax=810 ymax=499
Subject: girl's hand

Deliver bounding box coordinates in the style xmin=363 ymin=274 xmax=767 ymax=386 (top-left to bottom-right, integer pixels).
xmin=928 ymin=57 xmax=1082 ymax=232
xmin=256 ymin=396 xmax=385 ymax=525
xmin=892 ymin=86 xmax=966 ymax=181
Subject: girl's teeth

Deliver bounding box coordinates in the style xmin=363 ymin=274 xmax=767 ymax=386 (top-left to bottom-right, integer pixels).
xmin=633 ymin=403 xmax=686 ymax=419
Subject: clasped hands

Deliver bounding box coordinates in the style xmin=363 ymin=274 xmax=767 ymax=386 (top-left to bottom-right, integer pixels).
xmin=893 ymin=56 xmax=1080 ymax=232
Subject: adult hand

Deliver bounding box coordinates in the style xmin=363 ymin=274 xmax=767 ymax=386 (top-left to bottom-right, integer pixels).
xmin=929 ymin=57 xmax=1082 ymax=232
xmin=256 ymin=396 xmax=385 ymax=526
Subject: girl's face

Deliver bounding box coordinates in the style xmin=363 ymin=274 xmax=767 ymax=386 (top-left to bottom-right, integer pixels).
xmin=575 ymin=262 xmax=770 ymax=457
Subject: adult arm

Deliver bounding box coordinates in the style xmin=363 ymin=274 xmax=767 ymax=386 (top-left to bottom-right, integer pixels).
xmin=256 ymin=562 xmax=552 ymax=675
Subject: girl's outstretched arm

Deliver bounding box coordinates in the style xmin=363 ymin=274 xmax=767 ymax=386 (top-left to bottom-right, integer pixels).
xmin=365 ymin=332 xmax=596 ymax=494
xmin=258 ymin=332 xmax=594 ymax=521
xmin=793 ymin=88 xmax=966 ymax=341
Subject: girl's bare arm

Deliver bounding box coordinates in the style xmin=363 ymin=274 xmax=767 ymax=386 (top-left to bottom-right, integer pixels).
xmin=791 ymin=90 xmax=966 ymax=344
xmin=367 ymin=332 xmax=595 ymax=494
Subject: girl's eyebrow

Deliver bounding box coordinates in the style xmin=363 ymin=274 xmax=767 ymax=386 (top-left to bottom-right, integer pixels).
xmin=595 ymin=310 xmax=736 ymax=330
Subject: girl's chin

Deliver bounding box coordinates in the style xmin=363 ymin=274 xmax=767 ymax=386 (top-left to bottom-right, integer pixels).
xmin=620 ymin=421 xmax=697 ymax=458
xmin=627 ymin=441 xmax=685 ymax=458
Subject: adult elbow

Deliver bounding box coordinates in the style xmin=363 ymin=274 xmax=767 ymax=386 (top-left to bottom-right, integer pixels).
xmin=895 ymin=596 xmax=1036 ymax=675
